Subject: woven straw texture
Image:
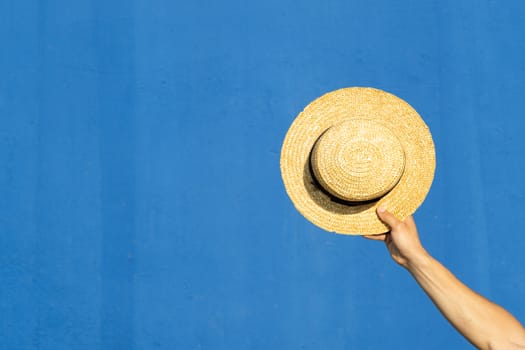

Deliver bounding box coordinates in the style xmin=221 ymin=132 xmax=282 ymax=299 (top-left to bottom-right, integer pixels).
xmin=280 ymin=87 xmax=435 ymax=235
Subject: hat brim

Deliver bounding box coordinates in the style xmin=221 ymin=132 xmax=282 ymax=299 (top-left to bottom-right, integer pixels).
xmin=280 ymin=87 xmax=435 ymax=235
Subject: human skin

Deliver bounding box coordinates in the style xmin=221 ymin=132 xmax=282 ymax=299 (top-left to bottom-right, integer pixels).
xmin=365 ymin=207 xmax=525 ymax=350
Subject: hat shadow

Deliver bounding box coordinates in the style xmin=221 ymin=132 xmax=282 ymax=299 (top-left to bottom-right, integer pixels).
xmin=303 ymin=157 xmax=377 ymax=215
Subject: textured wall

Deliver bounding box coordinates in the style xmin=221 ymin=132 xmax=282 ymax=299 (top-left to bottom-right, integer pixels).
xmin=1 ymin=0 xmax=525 ymax=349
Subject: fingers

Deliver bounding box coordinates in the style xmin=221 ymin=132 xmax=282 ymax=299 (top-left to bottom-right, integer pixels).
xmin=376 ymin=206 xmax=402 ymax=229
xmin=404 ymin=215 xmax=416 ymax=229
xmin=363 ymin=234 xmax=387 ymax=241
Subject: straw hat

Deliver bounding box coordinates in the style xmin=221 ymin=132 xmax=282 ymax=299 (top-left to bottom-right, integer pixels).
xmin=280 ymin=87 xmax=435 ymax=235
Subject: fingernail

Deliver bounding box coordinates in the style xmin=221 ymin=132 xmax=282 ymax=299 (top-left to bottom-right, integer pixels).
xmin=377 ymin=206 xmax=386 ymax=213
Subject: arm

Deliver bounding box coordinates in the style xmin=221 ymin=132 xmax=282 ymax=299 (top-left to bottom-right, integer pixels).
xmin=365 ymin=207 xmax=525 ymax=350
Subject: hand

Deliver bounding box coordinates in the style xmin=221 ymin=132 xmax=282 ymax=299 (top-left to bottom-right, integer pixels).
xmin=367 ymin=208 xmax=525 ymax=349
xmin=364 ymin=207 xmax=429 ymax=268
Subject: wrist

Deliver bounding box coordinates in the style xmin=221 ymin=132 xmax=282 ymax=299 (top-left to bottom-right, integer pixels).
xmin=404 ymin=249 xmax=432 ymax=271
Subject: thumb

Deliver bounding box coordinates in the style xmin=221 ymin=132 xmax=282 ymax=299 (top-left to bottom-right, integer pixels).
xmin=376 ymin=206 xmax=401 ymax=228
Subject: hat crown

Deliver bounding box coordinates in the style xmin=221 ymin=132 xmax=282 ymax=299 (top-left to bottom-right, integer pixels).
xmin=310 ymin=119 xmax=405 ymax=202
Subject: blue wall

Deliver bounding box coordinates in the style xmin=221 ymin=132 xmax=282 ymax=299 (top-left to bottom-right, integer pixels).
xmin=1 ymin=1 xmax=525 ymax=349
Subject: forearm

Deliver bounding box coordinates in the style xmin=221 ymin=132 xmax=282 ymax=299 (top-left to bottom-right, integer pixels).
xmin=406 ymin=253 xmax=525 ymax=350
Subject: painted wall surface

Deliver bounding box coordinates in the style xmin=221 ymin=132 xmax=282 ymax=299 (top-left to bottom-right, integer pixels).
xmin=1 ymin=1 xmax=525 ymax=349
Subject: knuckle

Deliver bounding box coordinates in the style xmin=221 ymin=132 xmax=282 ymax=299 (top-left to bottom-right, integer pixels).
xmin=391 ymin=221 xmax=403 ymax=230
